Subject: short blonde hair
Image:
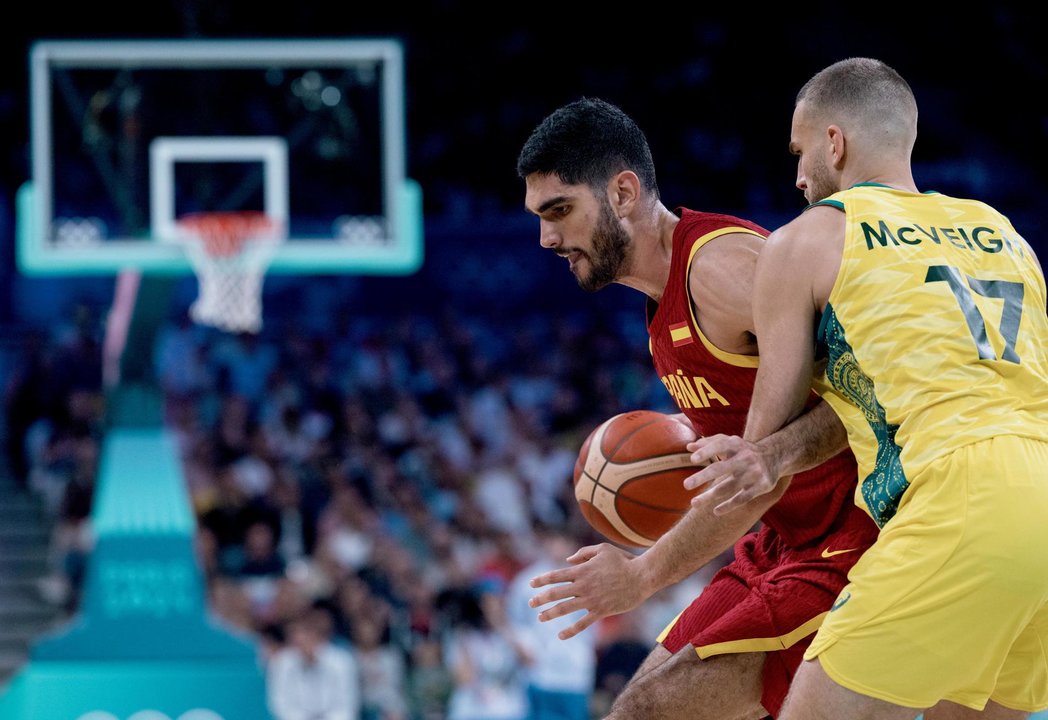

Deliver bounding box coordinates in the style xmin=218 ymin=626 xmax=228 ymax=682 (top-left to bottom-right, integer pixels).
xmin=797 ymin=57 xmax=917 ymax=149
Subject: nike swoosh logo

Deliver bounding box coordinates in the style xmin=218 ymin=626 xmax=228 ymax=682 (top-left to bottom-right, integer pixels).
xmin=821 ymin=548 xmax=857 ymax=558
xmin=831 ymin=591 xmax=852 ymax=612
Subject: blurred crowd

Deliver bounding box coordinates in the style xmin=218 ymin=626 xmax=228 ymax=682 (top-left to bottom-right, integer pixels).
xmin=0 ymin=7 xmax=1043 ymax=719
xmin=3 ymin=299 xmax=716 ymax=720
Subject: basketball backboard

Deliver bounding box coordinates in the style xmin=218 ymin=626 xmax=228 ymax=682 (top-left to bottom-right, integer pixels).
xmin=18 ymin=38 xmax=422 ymax=275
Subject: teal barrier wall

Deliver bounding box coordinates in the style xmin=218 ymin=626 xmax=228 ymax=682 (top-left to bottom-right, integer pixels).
xmin=0 ymin=428 xmax=273 ymax=720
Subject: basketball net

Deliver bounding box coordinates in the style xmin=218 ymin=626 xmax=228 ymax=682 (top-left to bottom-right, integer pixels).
xmin=175 ymin=211 xmax=283 ymax=334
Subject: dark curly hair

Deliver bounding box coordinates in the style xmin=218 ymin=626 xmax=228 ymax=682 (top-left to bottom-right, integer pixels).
xmin=516 ymin=97 xmax=660 ymax=198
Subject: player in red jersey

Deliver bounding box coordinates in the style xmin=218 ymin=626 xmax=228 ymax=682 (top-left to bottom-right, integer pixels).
xmin=515 ymin=97 xmax=880 ymax=719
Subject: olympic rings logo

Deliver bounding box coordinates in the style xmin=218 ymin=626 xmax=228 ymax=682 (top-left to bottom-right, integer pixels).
xmin=75 ymin=711 xmax=225 ymax=720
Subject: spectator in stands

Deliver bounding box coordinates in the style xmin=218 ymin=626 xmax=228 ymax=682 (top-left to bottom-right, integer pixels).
xmin=406 ymin=634 xmax=454 ymax=720
xmin=152 ymin=308 xmax=213 ymax=422
xmin=353 ymin=615 xmax=409 ymax=720
xmin=238 ymin=520 xmax=287 ymax=621
xmin=212 ymin=331 xmax=280 ymax=407
xmin=38 ymin=435 xmax=98 ymax=612
xmin=590 ymin=610 xmax=652 ymax=719
xmin=267 ymin=473 xmax=316 ymax=567
xmin=504 ymin=521 xmax=596 ymax=720
xmin=440 ymin=586 xmax=528 ymax=720
xmin=198 ymin=462 xmax=278 ymax=576
xmin=3 ymin=328 xmax=59 ymax=487
xmin=267 ymin=606 xmax=361 ymax=720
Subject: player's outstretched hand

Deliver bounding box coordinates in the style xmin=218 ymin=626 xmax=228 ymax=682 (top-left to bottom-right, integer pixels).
xmin=528 ymin=543 xmax=648 ymax=641
xmin=684 ymin=434 xmax=780 ymax=515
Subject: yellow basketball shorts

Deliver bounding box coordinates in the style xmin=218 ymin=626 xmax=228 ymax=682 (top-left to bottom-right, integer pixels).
xmin=804 ymin=434 xmax=1048 ymax=711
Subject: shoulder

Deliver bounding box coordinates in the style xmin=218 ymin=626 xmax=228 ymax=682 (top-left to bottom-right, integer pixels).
xmin=765 ymin=205 xmax=845 ymax=258
xmin=688 ymin=230 xmax=762 ymax=300
xmin=759 ymin=206 xmax=847 ymax=305
xmin=689 ymin=229 xmax=763 ymax=278
xmin=684 ymin=230 xmax=763 ymax=338
xmin=675 ymin=208 xmax=767 ymax=247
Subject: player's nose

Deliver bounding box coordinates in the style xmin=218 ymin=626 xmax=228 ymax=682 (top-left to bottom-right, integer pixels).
xmin=539 ymin=220 xmax=561 ymax=249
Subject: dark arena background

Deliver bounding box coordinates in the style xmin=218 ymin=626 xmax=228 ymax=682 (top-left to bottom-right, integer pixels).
xmin=0 ymin=4 xmax=1044 ymax=719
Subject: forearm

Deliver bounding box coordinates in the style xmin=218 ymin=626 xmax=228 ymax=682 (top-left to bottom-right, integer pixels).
xmin=640 ymin=413 xmax=780 ymax=588
xmin=755 ymin=399 xmax=848 ymax=477
xmin=633 ymin=490 xmax=778 ymax=592
xmin=743 ymin=352 xmax=814 ymax=443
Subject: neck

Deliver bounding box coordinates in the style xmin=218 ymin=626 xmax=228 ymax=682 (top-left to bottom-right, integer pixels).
xmin=842 ymin=163 xmax=918 ymax=193
xmin=615 ymin=203 xmax=680 ymax=302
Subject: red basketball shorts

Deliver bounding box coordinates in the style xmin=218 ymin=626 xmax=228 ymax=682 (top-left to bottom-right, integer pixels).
xmin=657 ymin=501 xmax=877 ymax=717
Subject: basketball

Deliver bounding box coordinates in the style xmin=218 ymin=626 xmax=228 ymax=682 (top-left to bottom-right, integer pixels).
xmin=573 ymin=410 xmax=701 ymax=549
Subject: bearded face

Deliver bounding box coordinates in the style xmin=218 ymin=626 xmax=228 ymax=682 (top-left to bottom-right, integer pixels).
xmin=576 ymin=194 xmax=631 ymax=293
xmin=803 ymin=150 xmax=839 ymax=205
xmin=791 ymin=102 xmax=842 ymax=205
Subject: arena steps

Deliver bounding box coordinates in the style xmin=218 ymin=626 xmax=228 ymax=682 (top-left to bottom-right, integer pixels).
xmin=0 ymin=477 xmax=68 ymax=689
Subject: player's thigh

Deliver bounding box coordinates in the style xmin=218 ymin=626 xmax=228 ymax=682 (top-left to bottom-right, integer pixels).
xmin=781 ymin=658 xmax=923 ymax=720
xmin=925 ymin=700 xmax=1029 ymax=719
xmin=629 ymin=641 xmax=673 ymax=681
xmin=615 ymin=646 xmax=767 ymax=719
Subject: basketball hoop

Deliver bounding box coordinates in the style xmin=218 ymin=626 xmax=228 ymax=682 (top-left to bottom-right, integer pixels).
xmin=175 ymin=211 xmax=283 ymax=334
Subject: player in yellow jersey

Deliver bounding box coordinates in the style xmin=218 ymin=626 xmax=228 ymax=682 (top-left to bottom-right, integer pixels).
xmin=685 ymin=57 xmax=1048 ymax=719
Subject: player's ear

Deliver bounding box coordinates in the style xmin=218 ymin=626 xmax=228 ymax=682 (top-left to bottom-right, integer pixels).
xmin=827 ymin=125 xmax=846 ymax=169
xmin=608 ymin=170 xmax=640 ymax=218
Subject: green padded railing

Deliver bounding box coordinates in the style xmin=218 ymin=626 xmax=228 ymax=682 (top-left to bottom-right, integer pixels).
xmin=31 ymin=427 xmax=255 ymax=661
xmin=91 ymin=428 xmax=197 ymax=537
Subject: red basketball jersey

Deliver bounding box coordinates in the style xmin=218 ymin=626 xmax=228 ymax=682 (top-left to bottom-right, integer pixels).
xmin=647 ymin=208 xmax=858 ymax=547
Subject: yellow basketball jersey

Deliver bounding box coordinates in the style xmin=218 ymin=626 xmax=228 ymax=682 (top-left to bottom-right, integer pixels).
xmin=811 ymin=183 xmax=1048 ymax=527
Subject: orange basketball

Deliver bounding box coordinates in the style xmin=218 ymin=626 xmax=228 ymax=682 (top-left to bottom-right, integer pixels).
xmin=574 ymin=410 xmax=702 ymax=549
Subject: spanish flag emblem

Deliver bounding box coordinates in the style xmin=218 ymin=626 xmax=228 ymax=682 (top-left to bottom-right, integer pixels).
xmin=669 ymin=321 xmax=693 ymax=347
